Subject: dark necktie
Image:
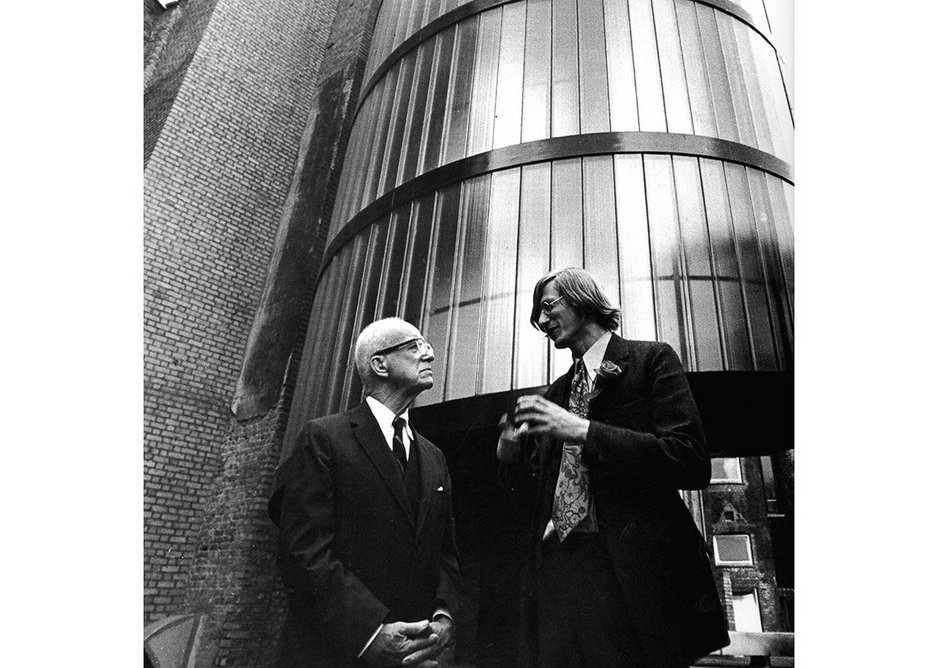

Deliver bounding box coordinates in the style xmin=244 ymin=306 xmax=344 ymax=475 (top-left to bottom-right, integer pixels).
xmin=392 ymin=417 xmax=408 ymax=473
xmin=551 ymin=359 xmax=592 ymax=541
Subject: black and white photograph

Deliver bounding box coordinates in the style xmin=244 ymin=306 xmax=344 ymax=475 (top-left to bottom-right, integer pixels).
xmin=10 ymin=2 xmax=938 ymax=667
xmin=142 ymin=1 xmax=794 ymax=665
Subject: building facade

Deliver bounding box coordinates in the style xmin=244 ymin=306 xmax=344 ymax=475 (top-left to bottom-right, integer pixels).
xmin=144 ymin=0 xmax=793 ymax=664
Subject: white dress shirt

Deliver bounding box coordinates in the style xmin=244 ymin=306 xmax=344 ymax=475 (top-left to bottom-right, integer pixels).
xmin=365 ymin=395 xmax=413 ymax=460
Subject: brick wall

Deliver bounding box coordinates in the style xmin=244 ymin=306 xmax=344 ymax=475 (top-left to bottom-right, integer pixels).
xmin=144 ymin=0 xmax=222 ymax=163
xmin=705 ymin=456 xmax=787 ymax=631
xmin=144 ymin=0 xmax=337 ymax=633
xmin=181 ymin=0 xmax=388 ymax=661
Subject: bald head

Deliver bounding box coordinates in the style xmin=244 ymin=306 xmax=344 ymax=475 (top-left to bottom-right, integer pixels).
xmin=354 ymin=318 xmax=424 ymax=392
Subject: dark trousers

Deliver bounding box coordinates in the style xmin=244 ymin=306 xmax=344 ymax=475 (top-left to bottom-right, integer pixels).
xmin=534 ymin=532 xmax=645 ymax=668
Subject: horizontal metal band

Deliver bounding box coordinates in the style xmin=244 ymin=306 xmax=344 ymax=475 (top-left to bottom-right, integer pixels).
xmin=361 ymin=0 xmax=521 ymax=112
xmin=318 ymin=131 xmax=793 ymax=280
xmin=358 ymin=0 xmax=779 ymax=119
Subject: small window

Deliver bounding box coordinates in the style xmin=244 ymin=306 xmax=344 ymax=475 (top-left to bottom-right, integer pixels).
xmin=731 ymin=591 xmax=763 ymax=632
xmin=711 ymin=457 xmax=742 ymax=483
xmin=713 ymin=534 xmax=753 ymax=566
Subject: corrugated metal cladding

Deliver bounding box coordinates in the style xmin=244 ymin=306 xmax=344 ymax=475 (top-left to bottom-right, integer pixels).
xmin=288 ymin=0 xmax=793 ymax=438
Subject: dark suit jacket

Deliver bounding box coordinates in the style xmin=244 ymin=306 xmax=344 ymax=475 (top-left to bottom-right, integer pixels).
xmin=269 ymin=402 xmax=460 ymax=668
xmin=520 ymin=335 xmax=729 ymax=666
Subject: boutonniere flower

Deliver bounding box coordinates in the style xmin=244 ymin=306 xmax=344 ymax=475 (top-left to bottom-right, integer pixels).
xmin=585 ymin=361 xmax=622 ymax=403
xmin=597 ymin=361 xmax=622 ymax=379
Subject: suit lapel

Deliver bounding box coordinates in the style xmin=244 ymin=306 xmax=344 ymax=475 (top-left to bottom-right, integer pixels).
xmin=586 ymin=334 xmax=631 ymax=417
xmin=349 ymin=403 xmax=415 ymax=531
xmin=413 ymin=430 xmax=436 ymax=538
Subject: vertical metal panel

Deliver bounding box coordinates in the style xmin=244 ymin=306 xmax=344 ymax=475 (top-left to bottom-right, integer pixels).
xmin=407 ymin=0 xmax=429 ymax=38
xmin=603 ymin=0 xmax=639 ymax=132
xmin=362 ymin=66 xmax=401 ymax=206
xmin=700 ymin=158 xmax=751 ymax=369
xmin=582 ymin=155 xmax=619 ymax=305
xmin=350 ymin=96 xmax=381 ymax=221
xmin=331 ymin=122 xmax=361 ymax=236
xmin=401 ymin=195 xmax=437 ymax=324
xmin=715 ymin=11 xmax=757 ymax=150
xmin=467 ymin=9 xmax=502 ymax=156
xmin=422 ymin=184 xmax=462 ymax=404
xmin=325 ymin=235 xmax=370 ymax=414
xmin=765 ymin=176 xmax=794 ymax=313
xmin=673 ymin=155 xmax=723 ymax=370
xmin=551 ymin=0 xmax=580 ymax=136
xmin=340 ymin=218 xmax=390 ymax=409
xmin=365 ymin=0 xmax=393 ymax=80
xmin=652 ymin=0 xmax=693 ymax=134
xmin=696 ymin=4 xmax=739 ymax=142
xmin=548 ymin=158 xmax=583 ymax=381
xmin=752 ymin=30 xmax=793 ymax=163
xmin=492 ymin=2 xmax=526 ymax=149
xmin=418 ymin=0 xmax=436 ymax=25
xmin=578 ymin=0 xmax=611 ymax=134
xmin=312 ymin=247 xmax=354 ymax=417
xmin=443 ymin=18 xmax=479 ymax=164
xmin=724 ymin=162 xmax=776 ymax=370
xmin=675 ymin=0 xmax=717 ymax=136
xmin=421 ymin=27 xmax=457 ymax=172
xmin=613 ymin=154 xmax=656 ymax=340
xmin=515 ymin=162 xmax=551 ymax=388
xmin=746 ymin=168 xmax=792 ymax=370
xmin=737 ymin=0 xmax=770 ymax=34
xmin=379 ymin=52 xmax=416 ymax=196
xmin=376 ymin=209 xmax=412 ymax=318
xmin=424 ymin=0 xmax=441 ymax=24
xmin=398 ymin=42 xmax=436 ymax=186
xmin=345 ymin=89 xmax=383 ymax=233
xmin=480 ymin=168 xmax=521 ymax=393
xmin=290 ymin=259 xmax=340 ymax=438
xmin=446 ymin=175 xmax=491 ymax=399
xmin=629 ymin=0 xmax=666 ymax=132
xmin=550 ymin=158 xmax=584 ymax=269
xmin=644 ymin=155 xmax=690 ymax=363
xmin=732 ymin=19 xmax=774 ymax=156
xmin=391 ymin=0 xmax=413 ymax=55
xmin=522 ymin=0 xmax=552 ymax=142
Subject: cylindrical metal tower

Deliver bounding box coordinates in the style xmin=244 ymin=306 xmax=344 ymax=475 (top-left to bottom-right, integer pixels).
xmin=284 ymin=0 xmax=793 ymax=447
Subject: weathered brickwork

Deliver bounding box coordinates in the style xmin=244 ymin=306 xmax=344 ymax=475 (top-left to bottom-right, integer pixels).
xmin=181 ymin=0 xmax=388 ymax=661
xmin=145 ymin=0 xmax=223 ymax=163
xmin=144 ymin=0 xmax=338 ymax=640
xmin=704 ymin=456 xmax=790 ymax=632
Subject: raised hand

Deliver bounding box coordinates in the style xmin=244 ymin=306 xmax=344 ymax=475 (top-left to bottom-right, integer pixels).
xmin=513 ymin=394 xmax=589 ymax=443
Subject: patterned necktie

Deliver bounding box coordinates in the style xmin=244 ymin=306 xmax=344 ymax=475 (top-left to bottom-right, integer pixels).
xmin=551 ymin=359 xmax=592 ymax=541
xmin=392 ymin=417 xmax=408 ymax=473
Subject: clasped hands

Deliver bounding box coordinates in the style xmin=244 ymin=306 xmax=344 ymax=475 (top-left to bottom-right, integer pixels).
xmin=362 ymin=617 xmax=453 ymax=667
xmin=498 ymin=394 xmax=589 ymax=460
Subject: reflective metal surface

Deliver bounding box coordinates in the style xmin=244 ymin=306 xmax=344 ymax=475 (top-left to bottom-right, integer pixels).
xmin=335 ymin=0 xmax=794 ymax=237
xmin=285 ymin=0 xmax=795 ymax=443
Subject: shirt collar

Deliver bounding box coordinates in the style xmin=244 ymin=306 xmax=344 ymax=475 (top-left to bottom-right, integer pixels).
xmin=364 ymin=396 xmax=412 ymax=443
xmin=577 ymin=330 xmax=613 ymax=386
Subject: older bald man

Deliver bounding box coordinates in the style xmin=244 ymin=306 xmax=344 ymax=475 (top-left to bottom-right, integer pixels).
xmin=270 ymin=318 xmax=461 ymax=668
